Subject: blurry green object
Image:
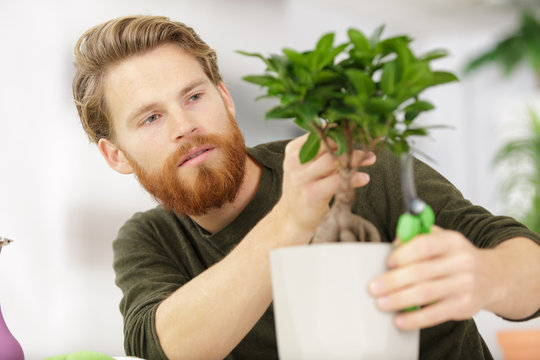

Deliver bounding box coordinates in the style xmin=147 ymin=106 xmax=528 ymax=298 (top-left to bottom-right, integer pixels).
xmin=464 ymin=8 xmax=540 ymax=233
xmin=45 ymin=350 xmax=115 ymax=360
xmin=494 ymin=108 xmax=540 ymax=233
xmin=464 ymin=9 xmax=540 ymax=83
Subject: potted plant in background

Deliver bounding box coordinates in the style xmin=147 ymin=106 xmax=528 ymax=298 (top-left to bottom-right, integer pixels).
xmin=465 ymin=8 xmax=540 ymax=234
xmin=464 ymin=9 xmax=540 ymax=87
xmin=464 ymin=8 xmax=540 ymax=359
xmin=239 ymin=26 xmax=457 ymax=359
xmin=493 ymin=107 xmax=540 ymax=233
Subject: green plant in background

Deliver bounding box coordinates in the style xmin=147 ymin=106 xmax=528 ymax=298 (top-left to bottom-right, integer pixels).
xmin=464 ymin=9 xmax=540 ymax=233
xmin=464 ymin=9 xmax=540 ymax=84
xmin=494 ymin=108 xmax=540 ymax=233
xmin=239 ymin=26 xmax=457 ymax=243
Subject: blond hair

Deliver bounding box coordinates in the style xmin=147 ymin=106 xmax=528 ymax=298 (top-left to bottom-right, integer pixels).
xmin=73 ymin=15 xmax=222 ymax=143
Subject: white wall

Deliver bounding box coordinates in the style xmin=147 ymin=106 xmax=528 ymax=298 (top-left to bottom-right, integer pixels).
xmin=0 ymin=0 xmax=538 ymax=358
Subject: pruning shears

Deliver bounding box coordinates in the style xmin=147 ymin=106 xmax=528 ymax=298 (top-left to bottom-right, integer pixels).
xmin=396 ymin=153 xmax=435 ymax=244
xmin=395 ymin=154 xmax=435 ymax=312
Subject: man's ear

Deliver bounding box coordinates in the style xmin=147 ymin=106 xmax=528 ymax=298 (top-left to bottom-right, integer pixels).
xmin=97 ymin=138 xmax=134 ymax=174
xmin=218 ymin=82 xmax=236 ymax=117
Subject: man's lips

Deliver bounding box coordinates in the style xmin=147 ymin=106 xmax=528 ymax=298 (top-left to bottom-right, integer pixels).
xmin=178 ymin=145 xmax=215 ymax=167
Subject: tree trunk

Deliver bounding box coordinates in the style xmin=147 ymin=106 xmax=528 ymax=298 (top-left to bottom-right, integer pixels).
xmin=311 ymin=165 xmax=381 ymax=244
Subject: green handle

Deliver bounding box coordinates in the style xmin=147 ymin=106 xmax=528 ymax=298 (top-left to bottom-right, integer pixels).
xmin=396 ymin=204 xmax=435 ymax=243
xmin=395 ymin=204 xmax=435 ymax=312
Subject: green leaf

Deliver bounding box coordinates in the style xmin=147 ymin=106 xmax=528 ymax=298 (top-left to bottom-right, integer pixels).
xmin=317 ymin=42 xmax=350 ymax=70
xmin=345 ymin=69 xmax=375 ymax=99
xmin=236 ymin=50 xmax=278 ymax=72
xmin=293 ymin=66 xmax=312 ymax=85
xmin=402 ymin=127 xmax=428 ymax=137
xmin=313 ymin=69 xmax=341 ymax=84
xmin=420 ymin=49 xmax=449 ymax=62
xmin=348 ymin=28 xmax=371 ymax=52
xmin=316 ymin=32 xmax=335 ymax=54
xmin=376 ymin=36 xmax=412 ymax=57
xmin=297 ymin=101 xmax=321 ymax=125
xmin=343 ymin=95 xmax=365 ymax=111
xmin=311 ymin=33 xmax=336 ymax=71
xmin=242 ymin=74 xmax=277 ymax=86
xmin=370 ymin=25 xmax=385 ymax=48
xmin=404 ymin=100 xmax=435 ymax=123
xmin=328 ymin=128 xmax=348 ymax=156
xmin=402 ymin=61 xmax=431 ymax=87
xmin=265 ymin=105 xmax=295 ymax=119
xmin=380 ymin=61 xmax=398 ymax=95
xmin=430 ymin=71 xmax=459 ymax=86
xmin=283 ymin=48 xmax=309 ymax=67
xmin=280 ymin=94 xmax=302 ymax=106
xmin=390 ymin=139 xmax=410 ymax=157
xmin=403 ymin=100 xmax=435 ymax=112
xmin=299 ymin=131 xmax=321 ymax=163
xmin=366 ymin=97 xmax=399 ymax=114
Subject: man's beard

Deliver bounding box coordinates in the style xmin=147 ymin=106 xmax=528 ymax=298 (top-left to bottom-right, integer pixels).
xmin=127 ymin=116 xmax=247 ymax=216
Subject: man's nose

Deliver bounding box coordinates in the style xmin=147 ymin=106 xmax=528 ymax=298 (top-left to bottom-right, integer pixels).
xmin=169 ymin=110 xmax=198 ymax=141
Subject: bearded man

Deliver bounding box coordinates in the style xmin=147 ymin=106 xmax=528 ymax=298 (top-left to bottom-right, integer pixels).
xmin=73 ymin=15 xmax=540 ymax=360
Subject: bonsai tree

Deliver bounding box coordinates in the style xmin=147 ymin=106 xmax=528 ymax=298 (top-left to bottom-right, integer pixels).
xmin=239 ymin=26 xmax=458 ymax=243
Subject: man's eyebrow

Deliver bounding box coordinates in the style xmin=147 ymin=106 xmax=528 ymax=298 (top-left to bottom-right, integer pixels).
xmin=126 ymin=78 xmax=209 ymax=124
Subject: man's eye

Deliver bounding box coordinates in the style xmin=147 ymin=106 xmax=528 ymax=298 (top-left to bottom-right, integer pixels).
xmin=144 ymin=114 xmax=160 ymax=124
xmin=188 ymin=93 xmax=202 ymax=102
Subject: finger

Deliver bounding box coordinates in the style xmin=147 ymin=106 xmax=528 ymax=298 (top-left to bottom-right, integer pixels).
xmin=394 ymin=293 xmax=476 ymax=330
xmin=349 ymin=150 xmax=376 ymax=168
xmin=294 ymin=152 xmax=340 ymax=183
xmin=285 ymin=133 xmax=337 ymax=159
xmin=370 ymin=252 xmax=475 ymax=297
xmin=350 ymin=172 xmax=371 ymax=188
xmin=303 ymin=172 xmax=342 ymax=204
xmin=375 ymin=273 xmax=475 ymax=313
xmin=388 ymin=227 xmax=468 ymax=268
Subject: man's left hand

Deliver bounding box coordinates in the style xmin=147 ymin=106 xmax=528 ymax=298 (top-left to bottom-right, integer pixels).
xmin=368 ymin=226 xmax=502 ymax=329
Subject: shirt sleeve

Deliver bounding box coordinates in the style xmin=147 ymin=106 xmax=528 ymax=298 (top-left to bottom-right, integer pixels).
xmin=413 ymin=156 xmax=540 ymax=249
xmin=113 ymin=210 xmax=191 ymax=360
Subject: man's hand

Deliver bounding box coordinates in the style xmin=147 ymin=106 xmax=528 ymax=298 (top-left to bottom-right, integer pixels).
xmin=369 ymin=226 xmax=507 ymax=329
xmin=274 ymin=133 xmax=375 ymax=239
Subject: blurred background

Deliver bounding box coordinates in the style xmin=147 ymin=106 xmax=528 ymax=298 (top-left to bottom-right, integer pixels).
xmin=1 ymin=0 xmax=540 ymax=358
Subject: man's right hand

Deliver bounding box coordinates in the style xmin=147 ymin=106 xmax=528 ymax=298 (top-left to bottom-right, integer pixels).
xmin=274 ymin=133 xmax=376 ymax=242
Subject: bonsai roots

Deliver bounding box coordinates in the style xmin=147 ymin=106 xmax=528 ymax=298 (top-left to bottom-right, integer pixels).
xmin=311 ymin=200 xmax=381 ymax=244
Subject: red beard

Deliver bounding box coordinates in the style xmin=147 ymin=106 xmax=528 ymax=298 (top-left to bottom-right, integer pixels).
xmin=127 ymin=118 xmax=247 ymax=216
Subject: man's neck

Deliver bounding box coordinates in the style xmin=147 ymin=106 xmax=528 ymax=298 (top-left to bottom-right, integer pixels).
xmin=189 ymin=156 xmax=262 ymax=234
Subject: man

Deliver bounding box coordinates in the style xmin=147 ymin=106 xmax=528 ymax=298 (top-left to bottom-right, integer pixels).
xmin=73 ymin=15 xmax=540 ymax=360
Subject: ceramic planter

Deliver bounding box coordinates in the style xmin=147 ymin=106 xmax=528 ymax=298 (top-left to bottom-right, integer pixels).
xmin=270 ymin=242 xmax=418 ymax=360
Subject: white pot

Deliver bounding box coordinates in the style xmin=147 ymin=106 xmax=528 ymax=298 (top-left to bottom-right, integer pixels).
xmin=270 ymin=243 xmax=419 ymax=360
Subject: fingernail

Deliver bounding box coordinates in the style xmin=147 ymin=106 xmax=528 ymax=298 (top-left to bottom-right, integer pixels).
xmin=395 ymin=315 xmax=406 ymax=328
xmin=361 ymin=173 xmax=370 ymax=183
xmin=377 ymin=296 xmax=390 ymax=309
xmin=369 ymin=280 xmax=383 ymax=294
xmin=387 ymin=257 xmax=397 ymax=269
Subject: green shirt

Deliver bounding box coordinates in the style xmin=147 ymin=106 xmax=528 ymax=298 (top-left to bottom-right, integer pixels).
xmin=113 ymin=140 xmax=540 ymax=360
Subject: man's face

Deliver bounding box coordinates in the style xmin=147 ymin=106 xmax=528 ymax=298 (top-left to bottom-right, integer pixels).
xmin=101 ymin=43 xmax=247 ymax=215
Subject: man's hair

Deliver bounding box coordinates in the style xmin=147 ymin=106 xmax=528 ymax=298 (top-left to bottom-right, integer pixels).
xmin=73 ymin=15 xmax=222 ymax=143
